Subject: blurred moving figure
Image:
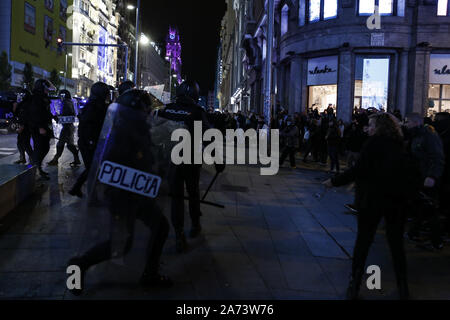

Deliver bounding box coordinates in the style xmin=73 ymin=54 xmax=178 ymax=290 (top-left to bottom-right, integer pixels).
xmin=69 ymin=82 xmax=111 ymax=198
xmin=12 ymin=88 xmax=33 ymax=164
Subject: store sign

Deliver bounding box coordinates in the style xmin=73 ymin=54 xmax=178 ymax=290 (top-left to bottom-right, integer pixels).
xmin=430 ymin=54 xmax=450 ymax=84
xmin=307 ymin=56 xmax=338 ymax=86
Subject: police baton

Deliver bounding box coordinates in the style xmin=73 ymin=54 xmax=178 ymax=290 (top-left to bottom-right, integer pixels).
xmin=168 ymin=194 xmax=224 ymax=209
xmin=202 ymin=171 xmax=220 ymax=201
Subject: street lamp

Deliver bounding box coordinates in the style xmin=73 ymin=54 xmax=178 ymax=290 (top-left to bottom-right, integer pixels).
xmin=140 ymin=33 xmax=149 ymax=46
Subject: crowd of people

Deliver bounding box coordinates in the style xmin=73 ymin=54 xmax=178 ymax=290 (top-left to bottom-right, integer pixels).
xmin=8 ymin=78 xmax=450 ymax=299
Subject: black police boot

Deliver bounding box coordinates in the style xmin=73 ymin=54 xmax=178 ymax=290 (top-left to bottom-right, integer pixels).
xmin=66 ymin=257 xmax=86 ymax=296
xmin=68 ymin=145 xmax=81 ymax=167
xmin=38 ymin=168 xmax=50 ymax=180
xmin=190 ymin=221 xmax=202 ymax=238
xmin=346 ymin=268 xmax=363 ymax=300
xmin=47 ymin=158 xmax=59 ymax=166
xmin=14 ymin=155 xmax=26 ymax=164
xmin=175 ymin=230 xmax=188 ymax=253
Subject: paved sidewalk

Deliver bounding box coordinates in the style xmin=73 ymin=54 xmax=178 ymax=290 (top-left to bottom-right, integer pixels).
xmin=0 ymin=143 xmax=449 ymax=300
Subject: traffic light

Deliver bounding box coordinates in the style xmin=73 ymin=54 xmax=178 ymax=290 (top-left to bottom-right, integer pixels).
xmin=57 ymin=38 xmax=64 ymax=54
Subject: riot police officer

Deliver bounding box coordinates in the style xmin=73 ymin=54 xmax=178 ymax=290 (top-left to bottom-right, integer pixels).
xmin=158 ymin=80 xmax=214 ymax=253
xmin=67 ymin=89 xmax=172 ymax=295
xmin=69 ymin=82 xmax=111 ymax=198
xmin=28 ymin=79 xmax=56 ymax=178
xmin=13 ymin=88 xmax=33 ymax=164
xmin=48 ymin=90 xmax=81 ymax=167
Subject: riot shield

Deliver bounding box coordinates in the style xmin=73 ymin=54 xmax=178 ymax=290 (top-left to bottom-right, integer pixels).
xmin=78 ymin=103 xmax=175 ymax=265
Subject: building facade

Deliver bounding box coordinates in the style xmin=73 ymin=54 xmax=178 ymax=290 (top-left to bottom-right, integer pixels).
xmin=71 ymin=0 xmax=120 ymax=97
xmin=220 ymin=0 xmax=450 ymax=122
xmin=0 ymin=0 xmax=74 ymax=90
xmin=139 ymin=40 xmax=169 ymax=88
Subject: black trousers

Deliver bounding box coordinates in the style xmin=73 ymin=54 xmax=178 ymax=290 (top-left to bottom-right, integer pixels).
xmin=17 ymin=126 xmax=33 ymax=160
xmin=352 ymin=208 xmax=407 ymax=287
xmin=303 ymin=140 xmax=319 ymax=161
xmin=78 ymin=198 xmax=169 ymax=275
xmin=328 ymin=145 xmax=339 ymax=172
xmin=280 ymin=146 xmax=296 ymax=167
xmin=31 ymin=129 xmax=50 ymax=169
xmin=170 ymin=164 xmax=201 ymax=233
xmin=54 ymin=125 xmax=79 ymax=161
xmin=72 ymin=139 xmax=95 ymax=191
xmin=409 ymin=187 xmax=442 ymax=246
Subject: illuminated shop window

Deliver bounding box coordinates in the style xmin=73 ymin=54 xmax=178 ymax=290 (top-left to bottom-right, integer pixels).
xmin=308 ymin=0 xmax=337 ymax=23
xmin=324 ymin=0 xmax=338 ymax=19
xmin=437 ymin=0 xmax=449 ymax=16
xmin=354 ymin=56 xmax=390 ymax=111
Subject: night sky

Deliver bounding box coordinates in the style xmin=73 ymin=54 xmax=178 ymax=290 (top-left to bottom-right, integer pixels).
xmin=139 ymin=0 xmax=227 ymax=95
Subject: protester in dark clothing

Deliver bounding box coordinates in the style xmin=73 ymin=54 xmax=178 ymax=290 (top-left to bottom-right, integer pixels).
xmin=48 ymin=90 xmax=81 ymax=166
xmin=69 ymin=82 xmax=111 ymax=198
xmin=405 ymin=113 xmax=446 ymax=250
xmin=345 ymin=122 xmax=367 ymax=168
xmin=433 ymin=112 xmax=450 ymax=235
xmin=303 ymin=120 xmax=320 ymax=162
xmin=280 ymin=116 xmax=299 ymax=168
xmin=326 ymin=120 xmax=341 ymax=173
xmin=324 ymin=112 xmax=413 ymax=300
xmin=13 ymin=89 xmax=33 ymax=164
xmin=28 ymin=79 xmax=56 ymax=178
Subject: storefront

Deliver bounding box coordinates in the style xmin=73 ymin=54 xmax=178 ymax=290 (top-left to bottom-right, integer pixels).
xmin=428 ymin=54 xmax=450 ymax=116
xmin=307 ymin=56 xmax=338 ymax=113
xmin=354 ymin=56 xmax=390 ymax=111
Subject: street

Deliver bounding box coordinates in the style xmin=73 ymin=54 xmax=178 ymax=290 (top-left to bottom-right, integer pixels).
xmin=0 ymin=134 xmax=18 ymax=160
xmin=0 ymin=144 xmax=449 ymax=300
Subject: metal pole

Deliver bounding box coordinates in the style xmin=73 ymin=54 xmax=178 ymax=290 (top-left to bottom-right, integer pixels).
xmin=263 ymin=0 xmax=274 ymax=126
xmin=64 ymin=51 xmax=68 ymax=90
xmin=134 ymin=0 xmax=141 ymax=86
xmin=124 ymin=46 xmax=129 ymax=81
xmin=169 ymin=57 xmax=172 ymax=98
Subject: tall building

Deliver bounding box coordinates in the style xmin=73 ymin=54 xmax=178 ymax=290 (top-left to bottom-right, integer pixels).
xmin=0 ymin=0 xmax=74 ymax=90
xmin=70 ymin=0 xmax=120 ymax=97
xmin=139 ymin=39 xmax=169 ymax=88
xmin=220 ymin=0 xmax=450 ymax=122
xmin=116 ymin=0 xmax=136 ymax=84
xmin=165 ymin=27 xmax=182 ymax=85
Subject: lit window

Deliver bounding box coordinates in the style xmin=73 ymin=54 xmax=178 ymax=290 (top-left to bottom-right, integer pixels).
xmin=281 ymin=5 xmax=289 ymax=36
xmin=438 ymin=0 xmax=448 ymax=16
xmin=309 ymin=0 xmax=321 ymax=22
xmin=324 ymin=0 xmax=338 ymax=19
xmin=308 ymin=0 xmax=337 ymax=22
xmin=359 ymin=0 xmax=394 ymax=15
xmin=359 ymin=0 xmax=375 ymax=14
xmin=379 ymin=0 xmax=393 ymax=14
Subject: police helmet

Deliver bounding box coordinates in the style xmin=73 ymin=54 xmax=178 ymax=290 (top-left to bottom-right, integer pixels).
xmin=118 ymin=80 xmax=136 ymax=96
xmin=116 ymin=89 xmax=151 ymax=111
xmin=90 ymin=82 xmax=110 ymax=101
xmin=176 ymin=80 xmax=200 ymax=102
xmin=59 ymin=89 xmax=72 ymax=100
xmin=33 ymin=79 xmax=56 ymax=95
